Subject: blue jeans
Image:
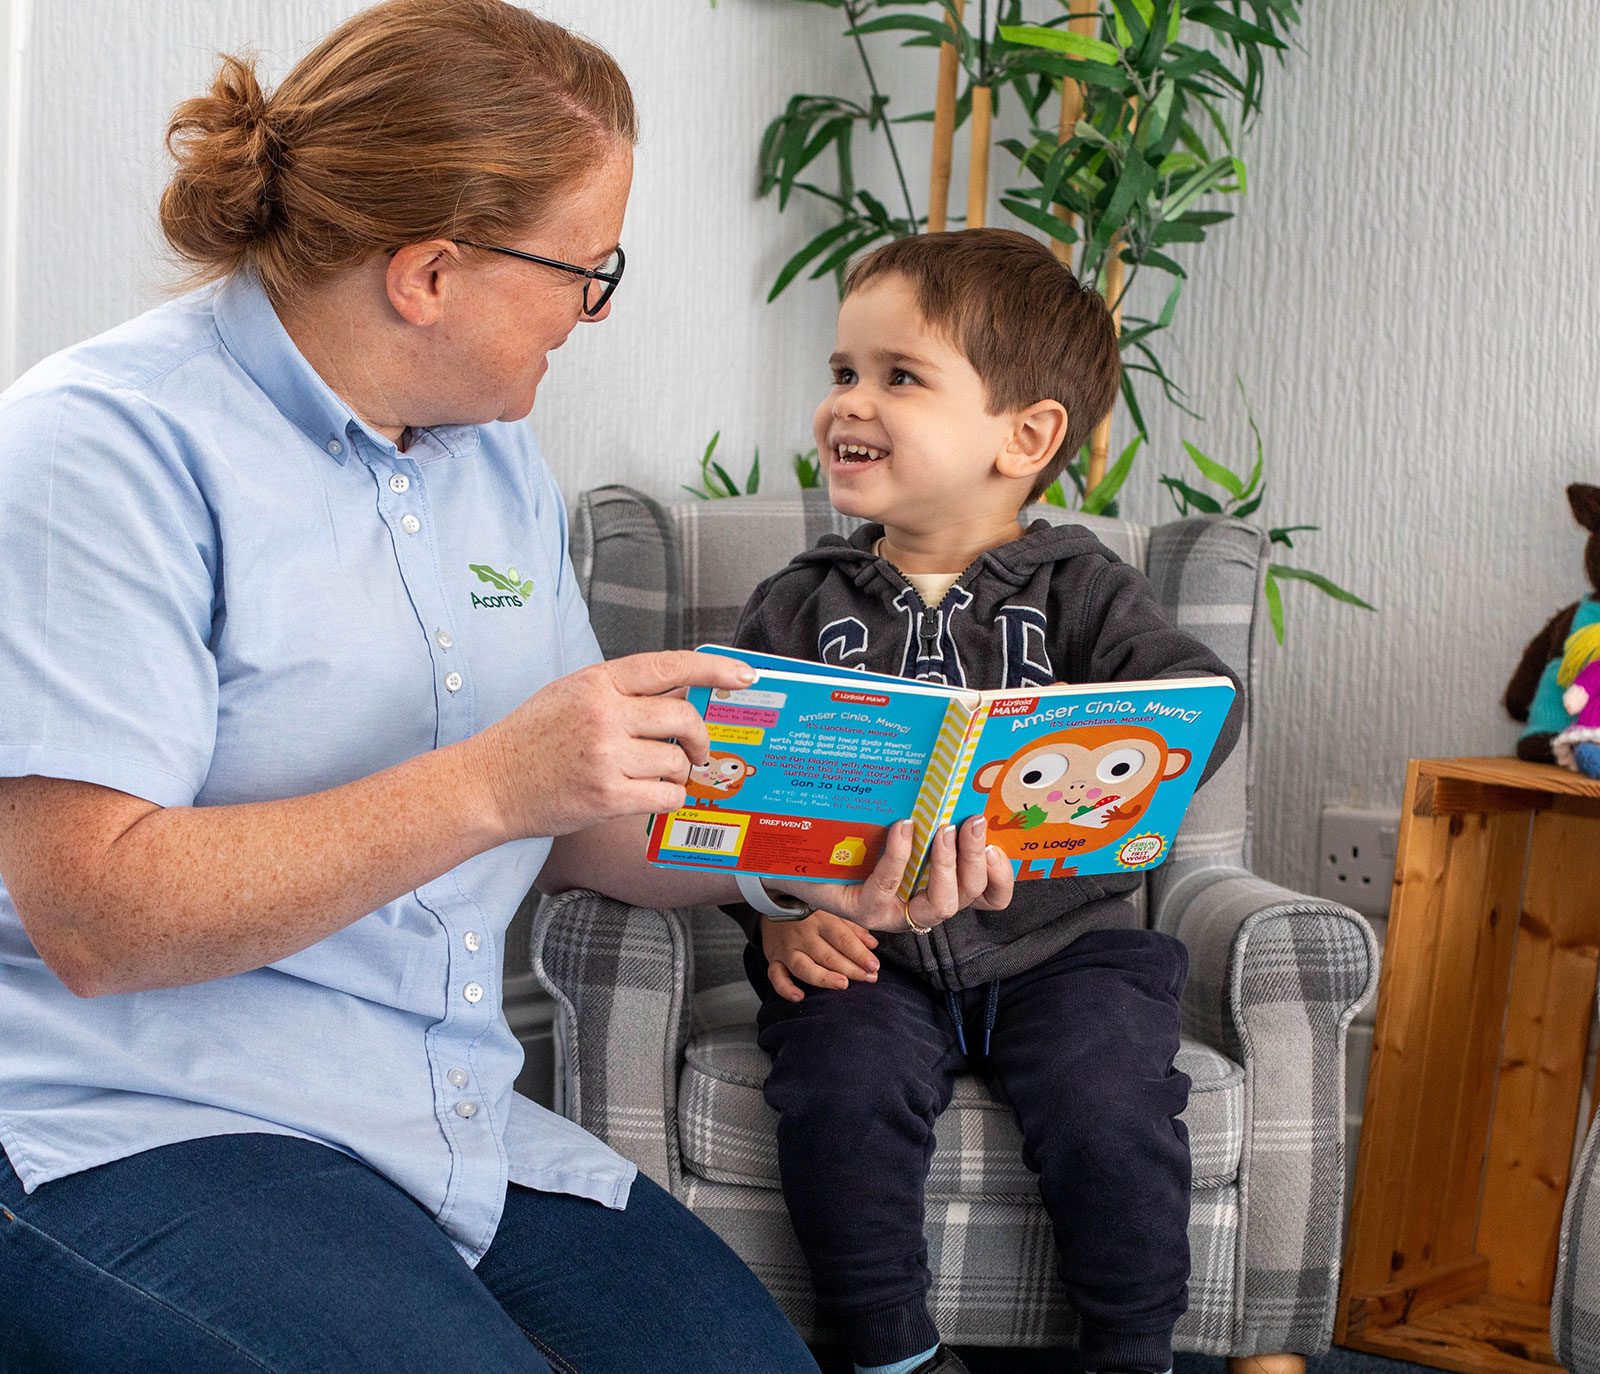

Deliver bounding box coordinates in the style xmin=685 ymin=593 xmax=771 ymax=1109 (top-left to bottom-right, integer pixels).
xmin=0 ymin=1133 xmax=818 ymax=1373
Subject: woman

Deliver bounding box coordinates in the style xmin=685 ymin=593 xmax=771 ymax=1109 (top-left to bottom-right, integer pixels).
xmin=0 ymin=2 xmax=1009 ymax=1370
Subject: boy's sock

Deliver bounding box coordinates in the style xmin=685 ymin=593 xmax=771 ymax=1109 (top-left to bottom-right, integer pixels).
xmin=855 ymin=1345 xmax=941 ymax=1374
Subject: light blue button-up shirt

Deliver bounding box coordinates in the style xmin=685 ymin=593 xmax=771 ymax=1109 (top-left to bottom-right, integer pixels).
xmin=0 ymin=272 xmax=635 ymax=1264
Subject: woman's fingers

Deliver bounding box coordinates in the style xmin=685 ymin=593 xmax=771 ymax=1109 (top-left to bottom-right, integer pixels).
xmin=918 ymin=823 xmax=961 ymax=916
xmin=620 ymin=739 xmax=693 ymax=784
xmin=971 ymin=840 xmax=1015 ymax=911
xmin=953 ymin=815 xmax=992 ymax=905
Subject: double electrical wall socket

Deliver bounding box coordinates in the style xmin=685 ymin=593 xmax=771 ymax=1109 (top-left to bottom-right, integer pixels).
xmin=1317 ymin=807 xmax=1400 ymax=919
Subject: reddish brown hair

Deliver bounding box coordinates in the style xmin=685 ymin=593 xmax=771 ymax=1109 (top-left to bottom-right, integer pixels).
xmin=160 ymin=0 xmax=637 ymax=303
xmin=845 ymin=228 xmax=1121 ymax=501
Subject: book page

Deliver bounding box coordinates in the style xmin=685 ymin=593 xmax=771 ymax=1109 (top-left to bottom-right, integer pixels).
xmin=649 ymin=658 xmax=974 ymax=885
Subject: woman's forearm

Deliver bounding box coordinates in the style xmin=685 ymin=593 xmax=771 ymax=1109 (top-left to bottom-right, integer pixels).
xmin=538 ymin=816 xmax=742 ymax=910
xmin=0 ymin=739 xmax=503 ymax=997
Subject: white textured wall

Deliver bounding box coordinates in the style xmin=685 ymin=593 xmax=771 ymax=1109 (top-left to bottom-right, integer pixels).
xmin=4 ymin=2 xmax=1597 ymax=894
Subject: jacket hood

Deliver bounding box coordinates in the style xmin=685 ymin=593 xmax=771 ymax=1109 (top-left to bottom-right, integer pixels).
xmin=792 ymin=518 xmax=1121 ymax=595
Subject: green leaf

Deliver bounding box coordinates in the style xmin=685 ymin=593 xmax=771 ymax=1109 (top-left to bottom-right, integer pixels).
xmin=768 ymin=219 xmax=862 ymax=301
xmin=1085 ymin=153 xmax=1159 ymax=268
xmin=793 ymin=448 xmax=820 ymax=489
xmin=1110 ymin=0 xmax=1149 ymax=52
xmin=1157 ymin=474 xmax=1223 ymax=515
xmin=1264 ymin=567 xmax=1285 ymax=643
xmin=709 ymin=460 xmax=739 ymax=497
xmin=998 ymin=196 xmax=1079 ymax=246
xmin=996 ymin=23 xmax=1118 ymax=65
xmin=1040 ymin=478 xmax=1068 ymax=508
xmin=1161 ymin=156 xmax=1245 ymax=223
xmin=746 ymin=447 xmax=762 ymax=495
xmin=1183 ymin=440 xmax=1245 ymax=498
xmin=847 ymin=14 xmax=969 ymax=51
xmin=809 ymin=224 xmax=890 ymax=281
xmin=469 ymin=564 xmax=520 ymax=594
xmin=1187 ymin=5 xmax=1288 ymax=50
xmin=1271 ymin=564 xmax=1377 ymax=612
xmin=1082 ymin=435 xmax=1143 ymax=515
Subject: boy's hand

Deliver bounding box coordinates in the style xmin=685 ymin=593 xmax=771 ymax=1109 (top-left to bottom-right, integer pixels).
xmin=761 ymin=913 xmax=880 ymax=1003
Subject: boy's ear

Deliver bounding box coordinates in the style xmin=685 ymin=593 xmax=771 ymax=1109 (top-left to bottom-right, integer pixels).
xmin=996 ymin=400 xmax=1069 ymax=484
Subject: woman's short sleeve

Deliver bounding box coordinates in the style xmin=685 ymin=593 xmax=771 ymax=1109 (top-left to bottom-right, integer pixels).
xmin=0 ymin=383 xmax=220 ymax=806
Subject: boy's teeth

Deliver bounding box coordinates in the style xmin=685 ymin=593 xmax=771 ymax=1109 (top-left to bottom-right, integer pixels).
xmin=836 ymin=443 xmax=886 ymax=462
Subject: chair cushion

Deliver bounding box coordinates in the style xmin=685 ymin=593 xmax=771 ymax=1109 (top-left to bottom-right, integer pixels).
xmin=679 ymin=1013 xmax=1244 ymax=1197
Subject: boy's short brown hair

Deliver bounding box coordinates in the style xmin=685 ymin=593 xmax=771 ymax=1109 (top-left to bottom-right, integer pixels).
xmin=845 ymin=228 xmax=1121 ymax=502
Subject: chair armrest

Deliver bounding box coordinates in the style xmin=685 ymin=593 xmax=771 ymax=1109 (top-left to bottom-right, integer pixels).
xmin=1155 ymin=864 xmax=1379 ymax=1059
xmin=530 ymin=889 xmax=695 ymax=1193
xmin=1153 ymin=863 xmax=1380 ymax=1355
xmin=1554 ymin=999 xmax=1600 ymax=1374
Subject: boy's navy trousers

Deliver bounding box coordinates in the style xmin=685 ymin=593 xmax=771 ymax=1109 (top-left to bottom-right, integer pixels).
xmin=747 ymin=926 xmax=1192 ymax=1371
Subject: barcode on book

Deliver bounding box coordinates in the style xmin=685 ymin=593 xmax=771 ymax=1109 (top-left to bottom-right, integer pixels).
xmin=666 ymin=819 xmax=742 ymax=854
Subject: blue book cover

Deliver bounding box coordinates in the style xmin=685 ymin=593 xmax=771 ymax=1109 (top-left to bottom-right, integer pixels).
xmin=647 ymin=647 xmax=1234 ymax=891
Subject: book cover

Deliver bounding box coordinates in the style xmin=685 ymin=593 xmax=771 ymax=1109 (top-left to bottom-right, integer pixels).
xmin=645 ymin=646 xmax=1233 ymax=889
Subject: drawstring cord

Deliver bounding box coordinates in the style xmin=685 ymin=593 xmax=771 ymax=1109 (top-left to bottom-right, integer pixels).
xmin=945 ymin=981 xmax=1002 ymax=1058
xmin=944 ymin=990 xmax=968 ymax=1056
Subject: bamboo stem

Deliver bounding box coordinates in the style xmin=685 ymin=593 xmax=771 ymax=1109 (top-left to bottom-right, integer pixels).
xmin=966 ymin=85 xmax=992 ymax=228
xmin=928 ymin=0 xmax=964 ymax=233
xmin=1086 ymin=242 xmax=1125 ymax=492
xmin=1051 ymin=0 xmax=1098 ymax=267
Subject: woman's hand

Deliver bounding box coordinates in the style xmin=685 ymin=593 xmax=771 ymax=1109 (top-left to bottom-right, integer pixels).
xmin=469 ymin=651 xmax=756 ymax=843
xmin=777 ymin=815 xmax=1012 ymax=935
xmin=760 ymin=912 xmax=879 ymax=1002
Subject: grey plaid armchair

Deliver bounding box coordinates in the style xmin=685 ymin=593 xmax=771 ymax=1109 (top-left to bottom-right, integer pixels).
xmin=1555 ymin=990 xmax=1600 ymax=1373
xmin=531 ymin=486 xmax=1378 ymax=1368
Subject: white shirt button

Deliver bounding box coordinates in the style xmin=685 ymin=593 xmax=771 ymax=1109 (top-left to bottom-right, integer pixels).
xmin=436 ymin=628 xmax=454 ymax=650
xmin=389 ymin=474 xmax=410 ymax=494
xmin=454 ymin=1100 xmax=478 ymax=1119
xmin=464 ymin=931 xmax=481 ymax=953
xmin=445 ymin=671 xmax=463 ymax=693
xmin=326 ymin=439 xmax=343 ymax=456
xmin=447 ymin=1068 xmax=469 ymax=1088
xmin=463 ymin=981 xmax=484 ymax=1005
xmin=401 ymin=514 xmax=421 ymax=535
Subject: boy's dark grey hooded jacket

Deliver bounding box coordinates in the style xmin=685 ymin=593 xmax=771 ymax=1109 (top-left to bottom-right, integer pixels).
xmin=730 ymin=518 xmax=1245 ymax=991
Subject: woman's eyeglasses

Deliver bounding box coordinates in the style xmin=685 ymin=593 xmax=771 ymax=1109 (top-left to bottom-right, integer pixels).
xmin=457 ymin=241 xmax=625 ymax=317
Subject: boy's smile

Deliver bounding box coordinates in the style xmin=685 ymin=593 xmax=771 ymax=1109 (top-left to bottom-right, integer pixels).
xmin=814 ymin=272 xmax=1057 ymax=571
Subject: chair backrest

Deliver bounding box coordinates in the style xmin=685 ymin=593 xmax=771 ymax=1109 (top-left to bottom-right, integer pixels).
xmin=571 ymin=485 xmax=1266 ymax=988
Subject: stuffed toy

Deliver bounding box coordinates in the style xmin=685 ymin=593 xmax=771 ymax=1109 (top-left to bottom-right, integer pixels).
xmin=1553 ymin=624 xmax=1600 ymax=777
xmin=1504 ymin=483 xmax=1600 ymax=763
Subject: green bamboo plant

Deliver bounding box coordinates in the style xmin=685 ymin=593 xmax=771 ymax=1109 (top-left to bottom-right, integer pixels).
xmin=692 ymin=1 xmax=1371 ymax=640
xmin=758 ymin=0 xmax=1300 ymax=450
xmin=1159 ymin=386 xmax=1373 ymax=641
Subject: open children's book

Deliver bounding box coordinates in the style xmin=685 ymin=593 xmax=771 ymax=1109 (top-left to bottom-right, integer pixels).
xmin=647 ymin=646 xmax=1235 ymax=898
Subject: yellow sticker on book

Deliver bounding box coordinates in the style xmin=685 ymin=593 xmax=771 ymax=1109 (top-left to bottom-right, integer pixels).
xmin=662 ymin=808 xmax=750 ymax=856
xmin=707 ymin=724 xmax=764 ymax=746
xmin=830 ymin=836 xmax=867 ymax=866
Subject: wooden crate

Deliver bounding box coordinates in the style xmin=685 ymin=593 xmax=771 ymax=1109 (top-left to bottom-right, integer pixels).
xmin=1336 ymin=758 xmax=1600 ymax=1374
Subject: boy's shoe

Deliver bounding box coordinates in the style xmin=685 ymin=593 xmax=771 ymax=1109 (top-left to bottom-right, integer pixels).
xmin=908 ymin=1350 xmax=972 ymax=1374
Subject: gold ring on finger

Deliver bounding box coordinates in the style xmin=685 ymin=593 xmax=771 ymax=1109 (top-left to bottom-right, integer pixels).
xmin=903 ymin=900 xmax=930 ymax=936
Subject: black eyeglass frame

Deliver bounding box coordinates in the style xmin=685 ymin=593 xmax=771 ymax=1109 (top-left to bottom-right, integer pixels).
xmin=457 ymin=241 xmax=625 ymax=317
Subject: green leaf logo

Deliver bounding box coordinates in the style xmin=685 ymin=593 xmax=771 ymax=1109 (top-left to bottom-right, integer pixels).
xmin=469 ymin=563 xmax=534 ymax=605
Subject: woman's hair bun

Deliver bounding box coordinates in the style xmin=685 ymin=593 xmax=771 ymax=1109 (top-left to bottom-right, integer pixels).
xmin=159 ymin=53 xmax=283 ymax=274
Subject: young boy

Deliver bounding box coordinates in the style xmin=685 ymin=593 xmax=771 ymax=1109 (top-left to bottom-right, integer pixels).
xmin=730 ymin=229 xmax=1245 ymax=1374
